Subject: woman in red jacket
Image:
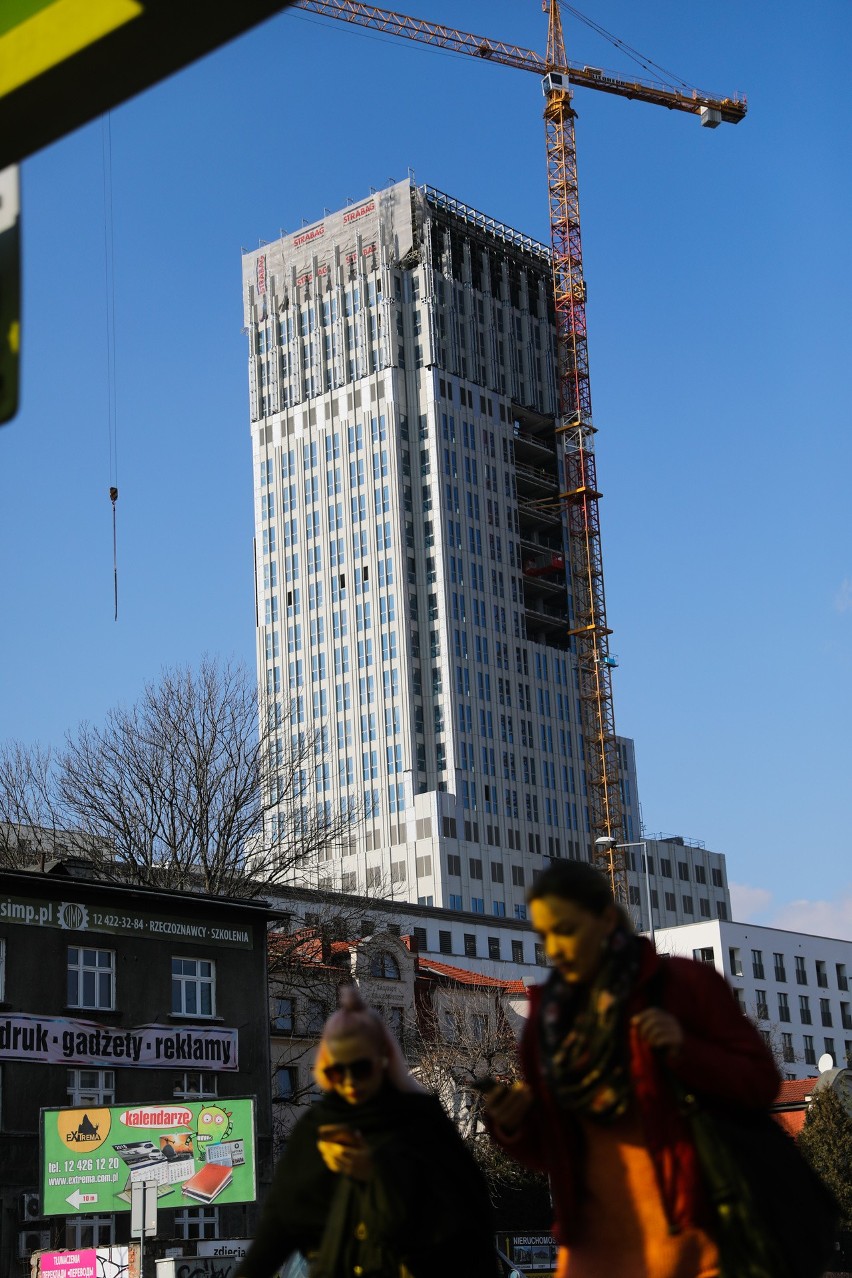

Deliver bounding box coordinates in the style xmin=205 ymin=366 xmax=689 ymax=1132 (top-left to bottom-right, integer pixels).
xmin=485 ymin=860 xmax=780 ymax=1278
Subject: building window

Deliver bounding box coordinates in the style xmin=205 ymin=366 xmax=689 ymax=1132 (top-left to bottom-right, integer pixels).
xmin=733 ymin=987 xmax=746 ymax=1013
xmin=820 ymin=998 xmax=833 ymax=1027
xmin=728 ymin=947 xmax=743 ymax=978
xmin=664 ymin=892 xmax=676 ymax=913
xmin=272 ymin=997 xmax=295 ymax=1033
xmin=535 ymin=943 xmax=547 ymax=967
xmin=752 ymin=950 xmax=765 ymax=981
xmin=841 ymin=1003 xmax=852 ymax=1031
xmin=386 ymin=1006 xmax=405 ymax=1047
xmin=447 ymin=854 xmax=461 ymax=876
xmin=464 ymin=933 xmax=477 ymax=958
xmin=511 ymin=940 xmax=524 ymax=964
xmin=781 ymin=1033 xmax=795 ymax=1063
xmin=412 ymin=927 xmax=427 ymax=951
xmin=471 ymin=1014 xmax=489 ymax=1043
xmin=799 ymin=995 xmax=812 ymax=1025
xmin=755 ymin=990 xmax=769 ymax=1021
xmin=172 ymin=1072 xmax=218 ymax=1100
xmin=174 ymin=1207 xmax=219 ymax=1240
xmin=305 ymin=1000 xmax=325 ymax=1034
xmin=273 ymin=1067 xmax=298 ymax=1102
xmin=65 ymin=1215 xmax=114 ymax=1249
xmin=796 ymin=955 xmax=807 ymax=985
xmin=172 ymin=958 xmax=215 ymax=1017
xmin=836 ymin=964 xmax=848 ymax=991
xmin=693 ymin=947 xmax=715 ymax=965
xmin=816 ymin=960 xmax=829 ymax=989
xmin=67 ymin=1070 xmax=115 ymax=1106
xmin=778 ymin=992 xmax=790 ymax=1023
xmin=824 ymin=1037 xmax=836 ymax=1063
xmin=369 ymin=951 xmax=401 ymax=980
xmin=488 ymin=937 xmax=501 ymax=961
xmin=773 ymin=953 xmax=787 ymax=982
xmin=67 ymin=948 xmax=115 ymax=1011
xmin=803 ymin=1035 xmax=816 ymax=1066
xmin=439 ymin=930 xmax=453 ymax=956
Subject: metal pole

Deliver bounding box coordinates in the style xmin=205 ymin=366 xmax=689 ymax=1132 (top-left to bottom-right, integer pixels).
xmin=639 ymin=842 xmax=654 ymax=943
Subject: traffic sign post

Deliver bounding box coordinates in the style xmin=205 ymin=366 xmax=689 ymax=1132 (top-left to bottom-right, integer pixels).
xmin=131 ymin=1178 xmax=158 ymax=1276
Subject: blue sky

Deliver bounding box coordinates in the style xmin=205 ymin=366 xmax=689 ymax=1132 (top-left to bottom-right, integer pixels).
xmin=1 ymin=1 xmax=850 ymax=935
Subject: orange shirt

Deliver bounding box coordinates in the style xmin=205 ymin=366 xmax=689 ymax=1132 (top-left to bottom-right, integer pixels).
xmin=555 ymin=1110 xmax=719 ymax=1278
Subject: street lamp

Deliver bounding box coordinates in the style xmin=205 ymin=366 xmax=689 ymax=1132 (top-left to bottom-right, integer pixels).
xmin=594 ymin=837 xmax=654 ymax=941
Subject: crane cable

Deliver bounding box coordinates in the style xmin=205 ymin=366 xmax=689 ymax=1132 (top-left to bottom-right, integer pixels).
xmin=558 ymin=1 xmax=695 ymax=93
xmin=102 ymin=112 xmax=119 ymax=621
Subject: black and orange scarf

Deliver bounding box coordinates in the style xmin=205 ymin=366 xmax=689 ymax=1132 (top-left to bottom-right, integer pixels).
xmin=538 ymin=928 xmax=640 ymax=1122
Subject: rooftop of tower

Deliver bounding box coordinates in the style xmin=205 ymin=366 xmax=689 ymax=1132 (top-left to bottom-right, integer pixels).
xmin=422 ymin=183 xmax=551 ymax=263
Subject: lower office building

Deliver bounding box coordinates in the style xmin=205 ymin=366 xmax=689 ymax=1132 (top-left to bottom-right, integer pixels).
xmin=654 ymin=918 xmax=852 ymax=1080
xmin=627 ymin=834 xmax=732 ymax=934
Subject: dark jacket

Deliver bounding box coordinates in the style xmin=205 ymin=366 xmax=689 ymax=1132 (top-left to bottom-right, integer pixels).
xmin=238 ymin=1084 xmax=497 ymax=1278
xmin=493 ymin=940 xmax=781 ymax=1245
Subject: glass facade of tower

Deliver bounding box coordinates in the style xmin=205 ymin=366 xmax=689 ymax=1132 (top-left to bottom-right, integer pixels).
xmin=243 ymin=180 xmax=641 ymax=913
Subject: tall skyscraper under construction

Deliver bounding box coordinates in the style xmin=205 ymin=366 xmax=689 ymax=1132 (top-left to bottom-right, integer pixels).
xmin=242 ymin=179 xmax=642 ymax=917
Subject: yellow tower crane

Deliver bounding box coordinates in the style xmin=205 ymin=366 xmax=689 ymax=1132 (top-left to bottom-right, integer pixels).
xmin=294 ymin=0 xmax=746 ymax=904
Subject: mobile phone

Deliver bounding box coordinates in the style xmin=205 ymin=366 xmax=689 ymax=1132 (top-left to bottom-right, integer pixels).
xmin=317 ymin=1124 xmax=360 ymax=1146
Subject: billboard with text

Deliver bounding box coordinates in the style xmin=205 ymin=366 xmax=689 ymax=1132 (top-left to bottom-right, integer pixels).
xmin=41 ymin=1097 xmax=256 ymax=1217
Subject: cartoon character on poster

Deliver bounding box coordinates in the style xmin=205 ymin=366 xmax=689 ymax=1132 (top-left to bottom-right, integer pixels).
xmin=194 ymin=1103 xmax=233 ymax=1148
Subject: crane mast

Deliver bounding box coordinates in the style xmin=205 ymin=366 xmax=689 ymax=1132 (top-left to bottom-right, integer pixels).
xmin=538 ymin=0 xmax=625 ymax=900
xmin=293 ymin=0 xmax=745 ymax=905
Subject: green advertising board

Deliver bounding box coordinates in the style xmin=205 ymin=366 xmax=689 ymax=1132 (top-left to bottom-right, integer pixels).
xmin=41 ymin=1096 xmax=257 ymax=1217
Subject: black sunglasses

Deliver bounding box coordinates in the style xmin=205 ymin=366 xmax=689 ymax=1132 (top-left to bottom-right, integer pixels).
xmin=323 ymin=1057 xmax=379 ymax=1085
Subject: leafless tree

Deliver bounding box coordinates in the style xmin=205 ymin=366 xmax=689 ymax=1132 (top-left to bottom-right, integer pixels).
xmin=0 ymin=741 xmax=64 ymax=869
xmin=0 ymin=657 xmax=356 ymax=897
xmin=412 ymin=979 xmax=546 ymax=1208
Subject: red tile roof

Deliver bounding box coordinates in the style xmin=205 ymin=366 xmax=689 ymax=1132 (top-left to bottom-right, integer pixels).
xmin=774 ymin=1109 xmax=807 ymax=1138
xmin=417 ymin=957 xmax=526 ymax=993
xmin=773 ymin=1077 xmax=816 ymax=1107
xmin=769 ymin=1075 xmax=817 ymax=1139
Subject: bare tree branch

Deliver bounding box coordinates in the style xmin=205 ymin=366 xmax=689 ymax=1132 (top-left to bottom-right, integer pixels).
xmin=1 ymin=657 xmax=357 ymax=897
xmin=0 ymin=741 xmax=65 ymax=869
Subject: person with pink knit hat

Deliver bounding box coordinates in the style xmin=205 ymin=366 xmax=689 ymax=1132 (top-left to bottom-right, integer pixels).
xmin=237 ymin=984 xmax=497 ymax=1278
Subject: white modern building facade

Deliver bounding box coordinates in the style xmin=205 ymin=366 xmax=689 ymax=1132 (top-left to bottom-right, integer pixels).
xmin=242 ymin=179 xmax=643 ymax=914
xmin=654 ymin=918 xmax=852 ymax=1079
xmin=627 ymin=833 xmax=732 ymax=933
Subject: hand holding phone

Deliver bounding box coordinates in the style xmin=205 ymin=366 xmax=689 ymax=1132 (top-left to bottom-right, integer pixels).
xmin=317 ymin=1124 xmax=372 ymax=1180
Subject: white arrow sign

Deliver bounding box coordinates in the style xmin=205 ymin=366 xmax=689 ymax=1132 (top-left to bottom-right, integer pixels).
xmin=66 ymin=1189 xmax=98 ymax=1210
